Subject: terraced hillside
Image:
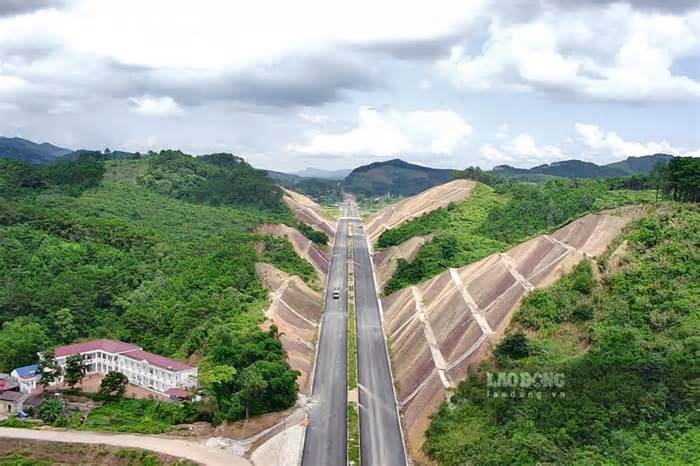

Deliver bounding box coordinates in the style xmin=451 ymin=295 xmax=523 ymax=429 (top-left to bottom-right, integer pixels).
xmin=378 ymin=180 xmax=655 ymax=294
xmin=381 ymin=208 xmax=643 ymax=459
xmin=365 ymin=179 xmax=476 ymax=243
xmin=255 ymin=223 xmax=330 ymax=284
xmin=424 ymin=204 xmax=699 ymax=465
xmin=282 ymin=187 xmax=337 ymax=237
xmin=256 ymin=263 xmax=323 ymax=394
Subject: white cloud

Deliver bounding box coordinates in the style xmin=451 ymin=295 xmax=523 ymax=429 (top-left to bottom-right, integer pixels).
xmin=439 ymin=5 xmax=700 ymax=101
xmin=129 ymin=96 xmax=182 ymax=116
xmin=575 ymin=123 xmax=699 ymax=159
xmin=299 ymin=112 xmax=329 ymax=124
xmin=478 ymin=133 xmax=567 ymax=168
xmin=0 ymin=75 xmax=26 ymax=92
xmin=289 ymin=107 xmax=472 ymax=157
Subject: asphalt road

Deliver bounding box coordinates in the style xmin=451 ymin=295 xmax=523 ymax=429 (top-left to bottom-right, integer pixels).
xmin=301 ymin=204 xmax=349 ymax=466
xmin=351 ymin=203 xmax=408 ymax=466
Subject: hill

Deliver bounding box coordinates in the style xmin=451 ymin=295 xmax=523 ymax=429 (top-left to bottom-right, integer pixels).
xmin=492 ymin=154 xmax=673 ymax=179
xmin=0 ymin=151 xmax=317 ymax=426
xmin=0 ymin=136 xmax=72 ymax=164
xmin=343 ymin=159 xmax=456 ymax=197
xmin=604 ymin=153 xmax=674 ymax=174
xmin=377 ymin=179 xmax=655 ymax=294
xmin=424 ymin=203 xmax=699 ymax=465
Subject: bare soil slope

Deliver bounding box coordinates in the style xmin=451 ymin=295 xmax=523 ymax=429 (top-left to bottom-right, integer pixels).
xmin=256 ymin=263 xmax=323 ymax=394
xmin=0 ymin=439 xmax=192 ymax=465
xmin=282 ymin=188 xmax=337 ymax=237
xmin=365 ymin=180 xmax=476 ymax=243
xmin=373 ymin=234 xmax=433 ymax=291
xmin=255 ymin=223 xmax=330 ymax=280
xmin=382 ymin=210 xmax=642 ymax=459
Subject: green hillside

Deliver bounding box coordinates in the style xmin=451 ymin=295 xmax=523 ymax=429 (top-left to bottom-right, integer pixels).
xmin=0 ymin=136 xmax=72 ymax=164
xmin=491 ymin=154 xmax=673 ymax=180
xmin=343 ymin=159 xmax=455 ymax=197
xmin=0 ymin=151 xmax=313 ymax=424
xmin=424 ymin=203 xmax=700 ymax=465
xmin=379 ymin=180 xmax=655 ymax=294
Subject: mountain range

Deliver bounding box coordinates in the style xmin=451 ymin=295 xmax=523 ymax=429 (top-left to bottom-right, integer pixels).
xmin=493 ymin=154 xmax=673 ymax=179
xmin=0 ymin=137 xmax=73 ymax=164
xmin=0 ymin=136 xmax=678 ymax=198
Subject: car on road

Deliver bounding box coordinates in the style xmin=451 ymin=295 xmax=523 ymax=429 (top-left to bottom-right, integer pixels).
xmin=332 ymin=288 xmax=341 ymax=299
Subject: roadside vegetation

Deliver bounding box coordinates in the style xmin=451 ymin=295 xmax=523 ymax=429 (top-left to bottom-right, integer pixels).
xmin=0 ymin=151 xmax=311 ymax=426
xmin=424 ymin=203 xmax=700 ymax=465
xmin=379 ymin=179 xmax=655 ymax=294
xmin=347 ymin=229 xmax=360 ymax=465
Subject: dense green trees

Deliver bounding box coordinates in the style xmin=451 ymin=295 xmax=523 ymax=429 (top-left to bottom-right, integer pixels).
xmin=37 ymin=349 xmax=62 ymax=388
xmin=39 ymin=398 xmax=66 ymax=425
xmin=0 ymin=154 xmax=308 ymax=423
xmin=140 ymin=151 xmax=284 ymax=210
xmin=659 ymin=157 xmax=700 ymax=202
xmin=63 ymin=354 xmax=87 ymax=388
xmin=99 ymin=371 xmax=129 ymax=398
xmin=424 ymin=204 xmax=700 ymax=465
xmin=295 ymin=221 xmax=328 ymax=245
xmin=0 ymin=318 xmax=48 ymax=372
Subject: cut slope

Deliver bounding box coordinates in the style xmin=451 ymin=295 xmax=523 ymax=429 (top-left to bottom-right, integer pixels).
xmin=373 ymin=234 xmax=433 ymax=291
xmin=255 ymin=224 xmax=330 ymax=281
xmin=282 ymin=188 xmax=337 ymax=237
xmin=365 ymin=179 xmax=476 ymax=243
xmin=256 ymin=263 xmax=323 ymax=394
xmin=382 ymin=209 xmax=642 ymax=459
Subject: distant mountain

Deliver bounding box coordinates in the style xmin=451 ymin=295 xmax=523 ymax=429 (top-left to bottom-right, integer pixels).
xmin=0 ymin=137 xmax=72 ymax=164
xmin=603 ymin=154 xmax=674 ymax=175
xmin=493 ymin=154 xmax=673 ymax=179
xmin=295 ymin=167 xmax=351 ymax=180
xmin=343 ymin=159 xmax=456 ymax=197
xmin=266 ymin=170 xmax=305 ymax=185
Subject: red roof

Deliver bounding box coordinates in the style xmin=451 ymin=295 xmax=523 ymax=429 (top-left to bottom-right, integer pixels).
xmin=122 ymin=349 xmax=194 ymax=372
xmin=165 ymin=387 xmax=189 ymax=399
xmin=54 ymin=339 xmax=141 ymax=358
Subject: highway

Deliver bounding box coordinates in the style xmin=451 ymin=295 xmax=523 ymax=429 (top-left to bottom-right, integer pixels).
xmin=301 ymin=204 xmax=349 ymax=466
xmin=351 ymin=202 xmax=408 ymax=466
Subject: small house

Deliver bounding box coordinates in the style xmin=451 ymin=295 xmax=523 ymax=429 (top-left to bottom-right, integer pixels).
xmin=10 ymin=365 xmax=39 ymax=394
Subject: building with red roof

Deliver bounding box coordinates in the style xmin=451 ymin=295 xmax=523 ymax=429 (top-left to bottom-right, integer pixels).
xmin=41 ymin=339 xmax=197 ymax=396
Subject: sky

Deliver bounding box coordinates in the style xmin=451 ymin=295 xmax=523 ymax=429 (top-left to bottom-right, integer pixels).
xmin=0 ymin=0 xmax=699 ymax=171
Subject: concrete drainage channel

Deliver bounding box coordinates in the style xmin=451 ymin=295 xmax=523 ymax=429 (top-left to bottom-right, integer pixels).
xmin=347 ymin=221 xmax=361 ymax=466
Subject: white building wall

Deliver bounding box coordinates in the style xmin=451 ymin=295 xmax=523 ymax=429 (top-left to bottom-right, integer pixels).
xmin=53 ymin=350 xmax=198 ymax=395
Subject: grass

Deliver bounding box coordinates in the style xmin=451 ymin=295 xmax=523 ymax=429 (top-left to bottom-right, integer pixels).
xmin=348 ymin=402 xmax=360 ymax=465
xmin=348 ymin=231 xmax=358 ymax=390
xmin=347 ymin=225 xmax=359 ymax=464
xmin=82 ymin=398 xmax=196 ymax=434
xmin=321 ymin=203 xmax=340 ymax=220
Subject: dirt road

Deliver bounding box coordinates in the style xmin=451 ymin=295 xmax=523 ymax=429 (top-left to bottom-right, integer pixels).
xmin=0 ymin=427 xmax=251 ymax=466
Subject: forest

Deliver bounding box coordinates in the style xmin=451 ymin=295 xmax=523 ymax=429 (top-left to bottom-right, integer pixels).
xmin=424 ymin=203 xmax=699 ymax=464
xmin=0 ymin=151 xmax=317 ymax=424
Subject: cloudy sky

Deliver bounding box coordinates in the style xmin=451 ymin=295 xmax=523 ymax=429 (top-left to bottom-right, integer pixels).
xmin=1 ymin=0 xmax=699 ymax=171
